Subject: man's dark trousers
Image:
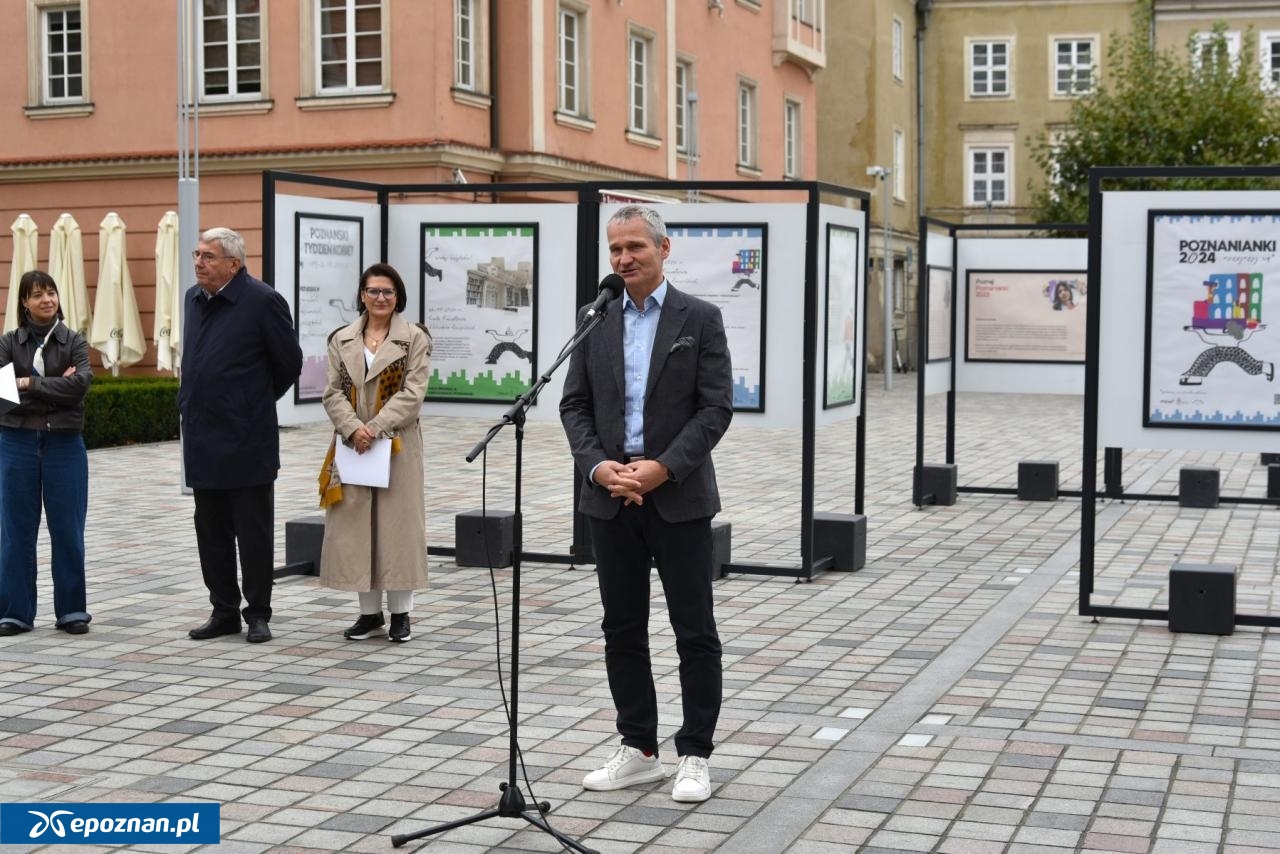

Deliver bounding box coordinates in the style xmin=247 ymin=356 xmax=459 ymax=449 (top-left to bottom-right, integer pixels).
xmin=193 ymin=484 xmax=274 ymax=623
xmin=589 ymin=500 xmax=722 ymax=759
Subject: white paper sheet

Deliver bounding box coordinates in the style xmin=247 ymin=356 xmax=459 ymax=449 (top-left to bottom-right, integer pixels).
xmin=334 ymin=436 xmax=391 ymax=488
xmin=0 ymin=363 xmax=19 ymax=415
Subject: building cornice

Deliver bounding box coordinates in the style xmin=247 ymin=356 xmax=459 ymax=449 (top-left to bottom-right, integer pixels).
xmin=1152 ymin=0 xmax=1280 ymax=15
xmin=932 ymin=0 xmax=1136 ymax=7
xmin=1 ymin=142 xmax=698 ymax=188
xmin=498 ymin=151 xmax=664 ymax=184
xmin=0 ymin=140 xmax=506 ymax=184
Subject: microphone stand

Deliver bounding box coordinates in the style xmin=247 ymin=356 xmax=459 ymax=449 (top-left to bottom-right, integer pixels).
xmin=391 ymin=308 xmax=609 ymax=853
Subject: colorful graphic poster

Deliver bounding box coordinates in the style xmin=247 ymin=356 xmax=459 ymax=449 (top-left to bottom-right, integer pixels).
xmin=823 ymin=224 xmax=859 ymax=408
xmin=421 ymin=224 xmax=537 ymax=403
xmin=1145 ymin=210 xmax=1279 ymax=428
xmin=664 ymin=224 xmax=767 ymax=411
xmin=295 ymin=214 xmax=364 ymax=403
xmin=964 ymin=269 xmax=1087 ymax=363
xmin=927 ymin=266 xmax=953 ymax=362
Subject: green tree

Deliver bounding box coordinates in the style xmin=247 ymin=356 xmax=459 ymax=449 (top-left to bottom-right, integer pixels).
xmin=1028 ymin=1 xmax=1280 ymax=224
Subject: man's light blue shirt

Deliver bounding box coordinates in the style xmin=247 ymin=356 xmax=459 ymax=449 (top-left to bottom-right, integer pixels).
xmin=622 ymin=280 xmax=667 ymax=455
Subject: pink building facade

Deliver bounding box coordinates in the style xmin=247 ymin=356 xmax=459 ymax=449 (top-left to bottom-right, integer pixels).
xmin=0 ymin=0 xmax=823 ymax=369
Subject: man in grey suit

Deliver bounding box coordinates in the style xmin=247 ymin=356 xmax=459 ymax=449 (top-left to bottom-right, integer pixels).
xmin=560 ymin=205 xmax=733 ymax=803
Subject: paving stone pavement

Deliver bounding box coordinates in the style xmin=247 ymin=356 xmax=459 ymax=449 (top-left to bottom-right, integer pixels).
xmin=1 ymin=377 xmax=1278 ymax=853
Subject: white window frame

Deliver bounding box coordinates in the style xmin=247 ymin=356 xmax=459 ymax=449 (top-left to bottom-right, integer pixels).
xmin=892 ymin=17 xmax=904 ymax=81
xmin=40 ymin=3 xmax=85 ymax=104
xmin=893 ymin=128 xmax=906 ymax=200
xmin=966 ymin=145 xmax=1011 ymax=207
xmin=25 ymin=1 xmax=91 ymax=116
xmin=1194 ymin=30 xmax=1241 ymax=69
xmin=314 ymin=0 xmax=384 ymax=94
xmin=968 ymin=38 xmax=1012 ymax=98
xmin=557 ymin=4 xmax=589 ymax=116
xmin=455 ymin=0 xmax=476 ymax=90
xmin=783 ymin=98 xmax=801 ymax=178
xmin=792 ymin=0 xmax=814 ymax=26
xmin=675 ymin=59 xmax=693 ymax=153
xmin=738 ymin=79 xmax=758 ymax=168
xmin=1051 ymin=35 xmax=1095 ymax=97
xmin=893 ymin=259 xmax=906 ymax=313
xmin=199 ymin=0 xmax=265 ymax=102
xmin=1262 ymin=31 xmax=1280 ymax=90
xmin=628 ymin=30 xmax=654 ymax=135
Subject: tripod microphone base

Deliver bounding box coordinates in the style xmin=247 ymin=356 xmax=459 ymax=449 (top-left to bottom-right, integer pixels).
xmin=390 ymin=782 xmax=598 ymax=852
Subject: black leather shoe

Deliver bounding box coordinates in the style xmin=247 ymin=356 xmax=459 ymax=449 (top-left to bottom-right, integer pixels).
xmin=246 ymin=617 xmax=272 ymax=644
xmin=343 ymin=612 xmax=385 ymax=640
xmin=58 ymin=620 xmax=90 ymax=635
xmin=188 ymin=617 xmax=241 ymax=640
xmin=0 ymin=622 xmax=29 ymax=636
xmin=388 ymin=612 xmax=411 ymax=643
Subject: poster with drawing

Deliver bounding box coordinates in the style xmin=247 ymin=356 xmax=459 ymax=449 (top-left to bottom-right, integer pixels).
xmin=1145 ymin=210 xmax=1279 ymax=429
xmin=664 ymin=224 xmax=766 ymax=411
xmin=823 ymin=224 xmax=859 ymax=408
xmin=964 ymin=269 xmax=1087 ymax=363
xmin=295 ymin=213 xmax=364 ymax=404
xmin=421 ymin=223 xmax=538 ymax=403
xmin=927 ymin=266 xmax=953 ymax=362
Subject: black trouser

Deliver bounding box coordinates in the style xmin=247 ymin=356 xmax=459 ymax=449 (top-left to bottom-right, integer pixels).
xmin=193 ymin=484 xmax=274 ymax=622
xmin=588 ymin=503 xmax=722 ymax=758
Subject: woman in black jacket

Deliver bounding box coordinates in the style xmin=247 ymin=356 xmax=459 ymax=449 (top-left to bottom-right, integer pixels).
xmin=0 ymin=270 xmax=93 ymax=636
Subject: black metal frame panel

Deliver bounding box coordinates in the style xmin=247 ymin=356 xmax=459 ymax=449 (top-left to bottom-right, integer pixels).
xmin=912 ymin=218 xmax=1088 ymax=505
xmin=1081 ymin=164 xmax=1280 ymax=627
xmin=263 ymin=172 xmax=870 ymax=581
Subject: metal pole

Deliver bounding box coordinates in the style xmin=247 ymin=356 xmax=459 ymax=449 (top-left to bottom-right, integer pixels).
xmin=866 ymin=165 xmax=892 ymax=389
xmin=177 ymin=0 xmax=199 ymax=494
xmin=881 ymin=171 xmax=893 ymax=390
xmin=687 ymin=91 xmax=700 ymax=203
xmin=177 ymin=0 xmax=199 ymax=266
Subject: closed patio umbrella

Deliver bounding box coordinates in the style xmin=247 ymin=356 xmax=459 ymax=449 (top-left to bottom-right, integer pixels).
xmin=49 ymin=213 xmax=91 ymax=338
xmin=5 ymin=214 xmax=39 ymax=333
xmin=90 ymin=212 xmax=146 ymax=374
xmin=153 ymin=211 xmax=182 ymax=372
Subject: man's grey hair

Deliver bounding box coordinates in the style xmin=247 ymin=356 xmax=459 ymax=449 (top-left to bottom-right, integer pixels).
xmin=608 ymin=205 xmax=666 ymax=246
xmin=200 ymin=227 xmax=247 ymax=263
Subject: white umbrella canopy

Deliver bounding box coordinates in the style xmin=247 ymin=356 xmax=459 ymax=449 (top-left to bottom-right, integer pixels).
xmin=49 ymin=213 xmax=92 ymax=338
xmin=5 ymin=214 xmax=39 ymax=333
xmin=153 ymin=211 xmax=182 ymax=372
xmin=89 ymin=212 xmax=146 ymax=373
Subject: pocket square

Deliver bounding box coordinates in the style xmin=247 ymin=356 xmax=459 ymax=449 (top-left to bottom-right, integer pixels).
xmin=669 ymin=336 xmax=695 ymax=354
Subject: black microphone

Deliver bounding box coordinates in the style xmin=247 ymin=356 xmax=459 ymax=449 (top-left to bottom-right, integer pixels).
xmin=585 ymin=274 xmax=625 ymax=319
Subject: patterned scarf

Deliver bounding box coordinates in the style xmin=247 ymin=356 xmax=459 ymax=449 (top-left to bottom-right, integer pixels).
xmin=317 ymin=343 xmax=407 ymax=508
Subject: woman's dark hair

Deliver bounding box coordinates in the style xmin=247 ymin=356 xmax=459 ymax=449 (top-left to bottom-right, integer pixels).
xmin=17 ymin=270 xmax=64 ymax=328
xmin=357 ymin=263 xmax=408 ymax=314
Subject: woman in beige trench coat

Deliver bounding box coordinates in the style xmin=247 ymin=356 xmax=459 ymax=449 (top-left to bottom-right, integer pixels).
xmin=318 ymin=264 xmax=430 ymax=642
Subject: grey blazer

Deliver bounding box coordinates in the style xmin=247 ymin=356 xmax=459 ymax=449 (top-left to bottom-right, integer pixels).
xmin=560 ymin=284 xmax=733 ymax=523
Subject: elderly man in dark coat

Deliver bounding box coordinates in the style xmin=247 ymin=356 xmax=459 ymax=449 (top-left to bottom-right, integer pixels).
xmin=178 ymin=227 xmax=302 ymax=644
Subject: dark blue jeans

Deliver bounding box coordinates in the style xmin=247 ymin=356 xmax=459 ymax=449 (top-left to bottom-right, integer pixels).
xmin=0 ymin=428 xmax=89 ymax=630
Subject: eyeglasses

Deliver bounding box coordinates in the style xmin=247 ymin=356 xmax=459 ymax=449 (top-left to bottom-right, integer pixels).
xmin=192 ymin=250 xmax=226 ymax=263
xmin=363 ymin=288 xmax=396 ymax=300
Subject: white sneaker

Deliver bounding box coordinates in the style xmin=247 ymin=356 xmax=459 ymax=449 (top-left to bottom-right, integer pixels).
xmin=671 ymin=755 xmax=712 ymax=803
xmin=582 ymin=745 xmax=668 ymax=791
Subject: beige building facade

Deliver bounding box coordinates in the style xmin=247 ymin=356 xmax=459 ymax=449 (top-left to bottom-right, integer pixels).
xmin=0 ymin=0 xmax=823 ymax=368
xmin=822 ymin=0 xmax=1280 ymax=371
xmin=819 ymin=0 xmax=921 ymax=372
